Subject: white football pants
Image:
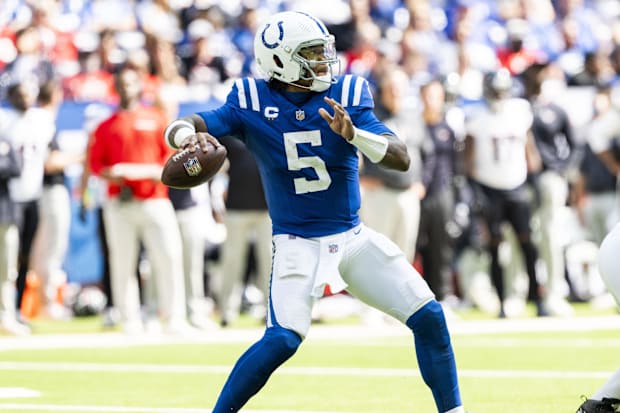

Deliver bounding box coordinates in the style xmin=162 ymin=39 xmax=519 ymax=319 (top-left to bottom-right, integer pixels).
xmin=268 ymin=223 xmax=435 ymax=338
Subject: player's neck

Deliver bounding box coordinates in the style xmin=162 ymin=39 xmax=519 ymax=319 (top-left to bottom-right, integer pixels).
xmin=269 ymin=78 xmax=313 ymax=93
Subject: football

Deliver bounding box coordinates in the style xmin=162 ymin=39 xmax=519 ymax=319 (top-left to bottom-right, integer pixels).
xmin=161 ymin=140 xmax=227 ymax=189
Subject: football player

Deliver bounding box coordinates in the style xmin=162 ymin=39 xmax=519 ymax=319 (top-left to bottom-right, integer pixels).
xmin=164 ymin=11 xmax=467 ymax=413
xmin=464 ymin=68 xmax=547 ymax=318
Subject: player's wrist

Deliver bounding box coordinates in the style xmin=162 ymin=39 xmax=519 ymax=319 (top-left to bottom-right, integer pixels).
xmin=349 ymin=127 xmax=388 ymax=163
xmin=164 ymin=120 xmax=196 ymax=149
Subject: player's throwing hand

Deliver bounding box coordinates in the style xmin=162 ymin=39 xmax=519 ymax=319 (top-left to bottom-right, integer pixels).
xmin=180 ymin=132 xmax=222 ymax=153
xmin=319 ymin=97 xmax=355 ymax=141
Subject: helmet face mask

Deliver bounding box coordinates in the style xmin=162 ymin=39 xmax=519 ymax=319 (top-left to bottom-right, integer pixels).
xmin=254 ymin=11 xmax=340 ymax=92
xmin=295 ymin=39 xmax=339 ymax=91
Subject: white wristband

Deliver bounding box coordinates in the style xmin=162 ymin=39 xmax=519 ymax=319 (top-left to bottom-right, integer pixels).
xmin=164 ymin=119 xmax=196 ymax=149
xmin=349 ymin=127 xmax=389 ymax=163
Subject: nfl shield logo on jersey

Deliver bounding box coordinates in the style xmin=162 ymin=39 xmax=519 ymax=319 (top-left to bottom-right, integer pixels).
xmin=183 ymin=156 xmax=203 ymax=177
xmin=295 ymin=109 xmax=305 ymax=121
xmin=328 ymin=244 xmax=338 ymax=254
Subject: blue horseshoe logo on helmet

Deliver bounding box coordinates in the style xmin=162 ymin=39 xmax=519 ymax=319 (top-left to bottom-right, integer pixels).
xmin=261 ymin=21 xmax=284 ymax=49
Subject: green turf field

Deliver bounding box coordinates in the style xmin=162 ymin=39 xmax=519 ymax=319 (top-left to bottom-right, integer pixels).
xmin=0 ymin=305 xmax=618 ymax=413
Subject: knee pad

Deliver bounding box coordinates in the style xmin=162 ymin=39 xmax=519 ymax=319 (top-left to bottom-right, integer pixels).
xmin=263 ymin=326 xmax=302 ymax=360
xmin=406 ymin=300 xmax=450 ymax=347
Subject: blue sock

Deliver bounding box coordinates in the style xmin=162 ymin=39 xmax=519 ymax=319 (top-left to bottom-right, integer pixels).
xmin=406 ymin=300 xmax=462 ymax=412
xmin=212 ymin=326 xmax=302 ymax=412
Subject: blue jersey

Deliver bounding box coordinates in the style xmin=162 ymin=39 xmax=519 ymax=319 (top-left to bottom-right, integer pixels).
xmin=197 ymin=74 xmax=392 ymax=238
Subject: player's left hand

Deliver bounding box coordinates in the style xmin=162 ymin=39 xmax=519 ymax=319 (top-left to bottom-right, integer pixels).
xmin=319 ymin=97 xmax=355 ymax=141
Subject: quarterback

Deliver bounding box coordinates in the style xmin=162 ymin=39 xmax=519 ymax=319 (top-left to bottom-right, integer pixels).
xmin=164 ymin=11 xmax=466 ymax=413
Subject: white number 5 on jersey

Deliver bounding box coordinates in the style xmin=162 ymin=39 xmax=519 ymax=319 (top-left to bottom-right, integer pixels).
xmin=284 ymin=130 xmax=332 ymax=194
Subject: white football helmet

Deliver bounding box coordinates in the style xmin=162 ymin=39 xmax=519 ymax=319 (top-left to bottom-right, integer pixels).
xmin=253 ymin=11 xmax=339 ymax=92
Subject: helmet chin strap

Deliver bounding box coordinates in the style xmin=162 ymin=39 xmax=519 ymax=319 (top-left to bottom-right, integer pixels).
xmin=310 ymin=74 xmax=332 ymax=92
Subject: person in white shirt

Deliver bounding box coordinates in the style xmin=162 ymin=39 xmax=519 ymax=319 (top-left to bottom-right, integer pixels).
xmin=0 ymin=81 xmax=55 ymax=321
xmin=0 ymin=135 xmax=26 ymax=335
xmin=465 ymin=68 xmax=547 ymax=318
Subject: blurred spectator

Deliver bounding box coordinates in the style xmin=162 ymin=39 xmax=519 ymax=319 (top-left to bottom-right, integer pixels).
xmin=146 ymin=35 xmax=186 ymax=96
xmin=183 ymin=19 xmax=238 ymax=100
xmin=524 ymin=0 xmax=564 ymax=63
xmin=88 ymin=65 xmax=188 ymax=335
xmin=496 ymin=18 xmax=543 ymax=76
xmin=465 ymin=69 xmax=547 ymax=317
xmin=79 ymin=103 xmax=116 ymax=326
xmin=342 ymin=0 xmax=382 ymax=79
xmin=522 ymin=62 xmax=576 ymax=316
xmin=125 ymin=47 xmax=162 ymax=104
xmin=401 ymin=0 xmax=451 ymax=75
xmin=61 ymin=32 xmax=116 ymax=103
xmin=168 ymin=186 xmax=217 ymax=330
xmin=213 ymin=136 xmax=271 ymax=328
xmin=579 ymin=85 xmax=620 ymax=243
xmin=97 ymin=29 xmax=125 ymax=73
xmin=135 ymin=0 xmax=183 ymax=44
xmin=0 ymin=116 xmax=25 ymax=335
xmin=576 ymin=142 xmax=619 ymax=246
xmin=568 ymin=49 xmax=614 ymax=87
xmin=32 ymin=80 xmax=83 ymax=320
xmin=417 ymin=77 xmax=461 ymax=305
xmin=359 ymin=67 xmax=424 ymax=264
xmin=230 ymin=7 xmax=261 ymax=77
xmin=0 ymin=26 xmax=55 ymax=99
xmin=28 ymin=0 xmax=79 ymax=78
xmin=79 ymin=0 xmax=138 ymax=34
xmin=156 ymin=88 xmax=216 ymax=331
xmin=554 ymin=0 xmax=604 ymax=55
xmin=555 ymin=17 xmax=588 ymax=78
xmin=0 ymin=80 xmax=56 ymax=322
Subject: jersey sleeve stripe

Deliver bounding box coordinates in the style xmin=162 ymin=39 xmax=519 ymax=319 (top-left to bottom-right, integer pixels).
xmin=341 ymin=74 xmax=353 ymax=107
xmin=352 ymin=77 xmax=365 ymax=107
xmin=236 ymin=79 xmax=247 ymax=109
xmin=247 ymin=78 xmax=260 ymax=112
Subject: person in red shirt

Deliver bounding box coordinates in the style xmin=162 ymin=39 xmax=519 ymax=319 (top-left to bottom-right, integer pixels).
xmin=61 ymin=47 xmax=116 ymax=103
xmin=496 ymin=19 xmax=542 ymax=76
xmin=88 ymin=65 xmax=190 ymax=335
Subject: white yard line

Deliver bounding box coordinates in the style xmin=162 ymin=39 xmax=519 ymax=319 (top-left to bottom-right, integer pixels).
xmin=0 ymin=315 xmax=620 ymax=352
xmin=0 ymin=361 xmax=612 ymax=379
xmin=0 ymin=404 xmax=342 ymax=413
xmin=0 ymin=315 xmax=618 ymax=352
